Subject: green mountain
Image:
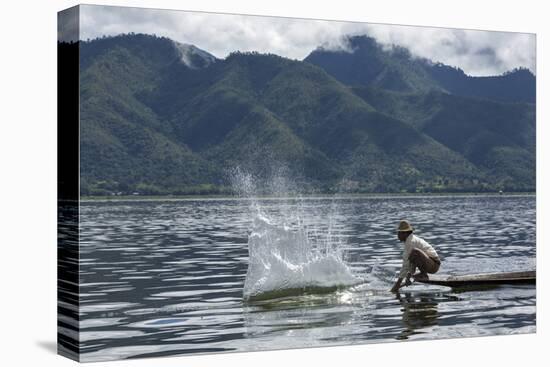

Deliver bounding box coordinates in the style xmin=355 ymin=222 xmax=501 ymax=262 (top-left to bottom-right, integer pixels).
xmin=73 ymin=34 xmax=535 ymax=195
xmin=79 ymin=34 xmax=221 ymax=195
xmin=351 ymin=87 xmax=535 ymax=188
xmin=305 ymin=35 xmax=536 ymax=103
xmin=304 ymin=36 xmax=443 ymax=93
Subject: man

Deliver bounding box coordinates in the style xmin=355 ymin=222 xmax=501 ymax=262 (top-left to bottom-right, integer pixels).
xmin=390 ymin=220 xmax=441 ymax=293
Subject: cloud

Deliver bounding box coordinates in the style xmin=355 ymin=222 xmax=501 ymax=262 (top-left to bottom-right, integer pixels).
xmin=78 ymin=4 xmax=535 ymax=76
xmin=362 ymin=24 xmax=535 ymax=76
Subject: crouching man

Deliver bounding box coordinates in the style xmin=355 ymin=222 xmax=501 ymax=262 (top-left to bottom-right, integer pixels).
xmin=390 ymin=220 xmax=441 ymax=293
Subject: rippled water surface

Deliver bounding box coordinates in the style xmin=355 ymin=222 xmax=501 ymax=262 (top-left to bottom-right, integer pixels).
xmin=73 ymin=195 xmax=536 ymax=362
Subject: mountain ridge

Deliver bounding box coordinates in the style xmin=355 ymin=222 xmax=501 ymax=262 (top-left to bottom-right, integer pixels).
xmin=69 ymin=33 xmax=535 ymax=195
xmin=305 ymin=34 xmax=535 ymax=103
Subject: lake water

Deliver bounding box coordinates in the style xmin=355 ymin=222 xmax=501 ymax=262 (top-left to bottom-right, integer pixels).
xmin=66 ymin=195 xmax=536 ymax=362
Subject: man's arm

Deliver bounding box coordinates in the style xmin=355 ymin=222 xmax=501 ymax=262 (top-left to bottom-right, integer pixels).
xmin=391 ymin=257 xmax=412 ymax=292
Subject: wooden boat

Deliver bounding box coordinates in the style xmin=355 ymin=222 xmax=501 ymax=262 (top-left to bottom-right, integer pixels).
xmin=415 ymin=270 xmax=535 ymax=288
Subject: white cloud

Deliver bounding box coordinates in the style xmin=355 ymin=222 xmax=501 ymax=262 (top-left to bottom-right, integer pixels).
xmin=78 ymin=4 xmax=535 ymax=76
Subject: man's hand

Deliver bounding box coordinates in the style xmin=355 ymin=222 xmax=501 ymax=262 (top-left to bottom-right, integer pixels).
xmin=390 ymin=277 xmax=404 ymax=293
xmin=404 ymin=277 xmax=412 ymax=286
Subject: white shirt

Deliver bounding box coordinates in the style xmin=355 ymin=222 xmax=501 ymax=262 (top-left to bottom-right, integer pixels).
xmin=398 ymin=233 xmax=439 ymax=278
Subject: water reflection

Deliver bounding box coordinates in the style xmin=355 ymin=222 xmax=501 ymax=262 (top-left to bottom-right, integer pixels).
xmin=395 ymin=293 xmax=440 ymax=340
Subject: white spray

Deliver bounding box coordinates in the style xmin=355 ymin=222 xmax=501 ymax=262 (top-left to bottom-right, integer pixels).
xmin=229 ymin=166 xmax=361 ymax=300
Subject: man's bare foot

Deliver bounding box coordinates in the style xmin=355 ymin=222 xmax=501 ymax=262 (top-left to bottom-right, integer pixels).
xmin=413 ymin=272 xmax=428 ymax=281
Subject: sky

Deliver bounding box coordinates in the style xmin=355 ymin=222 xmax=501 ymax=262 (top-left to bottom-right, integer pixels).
xmin=74 ymin=4 xmax=536 ymax=76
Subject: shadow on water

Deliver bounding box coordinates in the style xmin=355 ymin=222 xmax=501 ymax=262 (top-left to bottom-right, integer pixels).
xmin=35 ymin=340 xmax=57 ymax=354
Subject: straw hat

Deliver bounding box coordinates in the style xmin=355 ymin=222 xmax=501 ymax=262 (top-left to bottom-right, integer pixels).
xmin=397 ymin=220 xmax=414 ymax=232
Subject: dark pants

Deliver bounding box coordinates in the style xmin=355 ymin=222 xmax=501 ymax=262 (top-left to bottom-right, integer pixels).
xmin=409 ymin=248 xmax=440 ymax=274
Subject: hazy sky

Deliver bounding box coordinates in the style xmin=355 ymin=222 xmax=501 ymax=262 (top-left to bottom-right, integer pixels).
xmin=76 ymin=4 xmax=536 ymax=76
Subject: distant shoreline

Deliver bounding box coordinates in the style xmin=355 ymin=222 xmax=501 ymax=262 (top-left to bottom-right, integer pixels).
xmin=79 ymin=192 xmax=536 ymax=202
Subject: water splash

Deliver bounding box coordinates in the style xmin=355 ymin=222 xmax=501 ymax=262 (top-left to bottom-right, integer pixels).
xmin=229 ymin=166 xmax=362 ymax=301
xmin=243 ymin=214 xmax=360 ymax=300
